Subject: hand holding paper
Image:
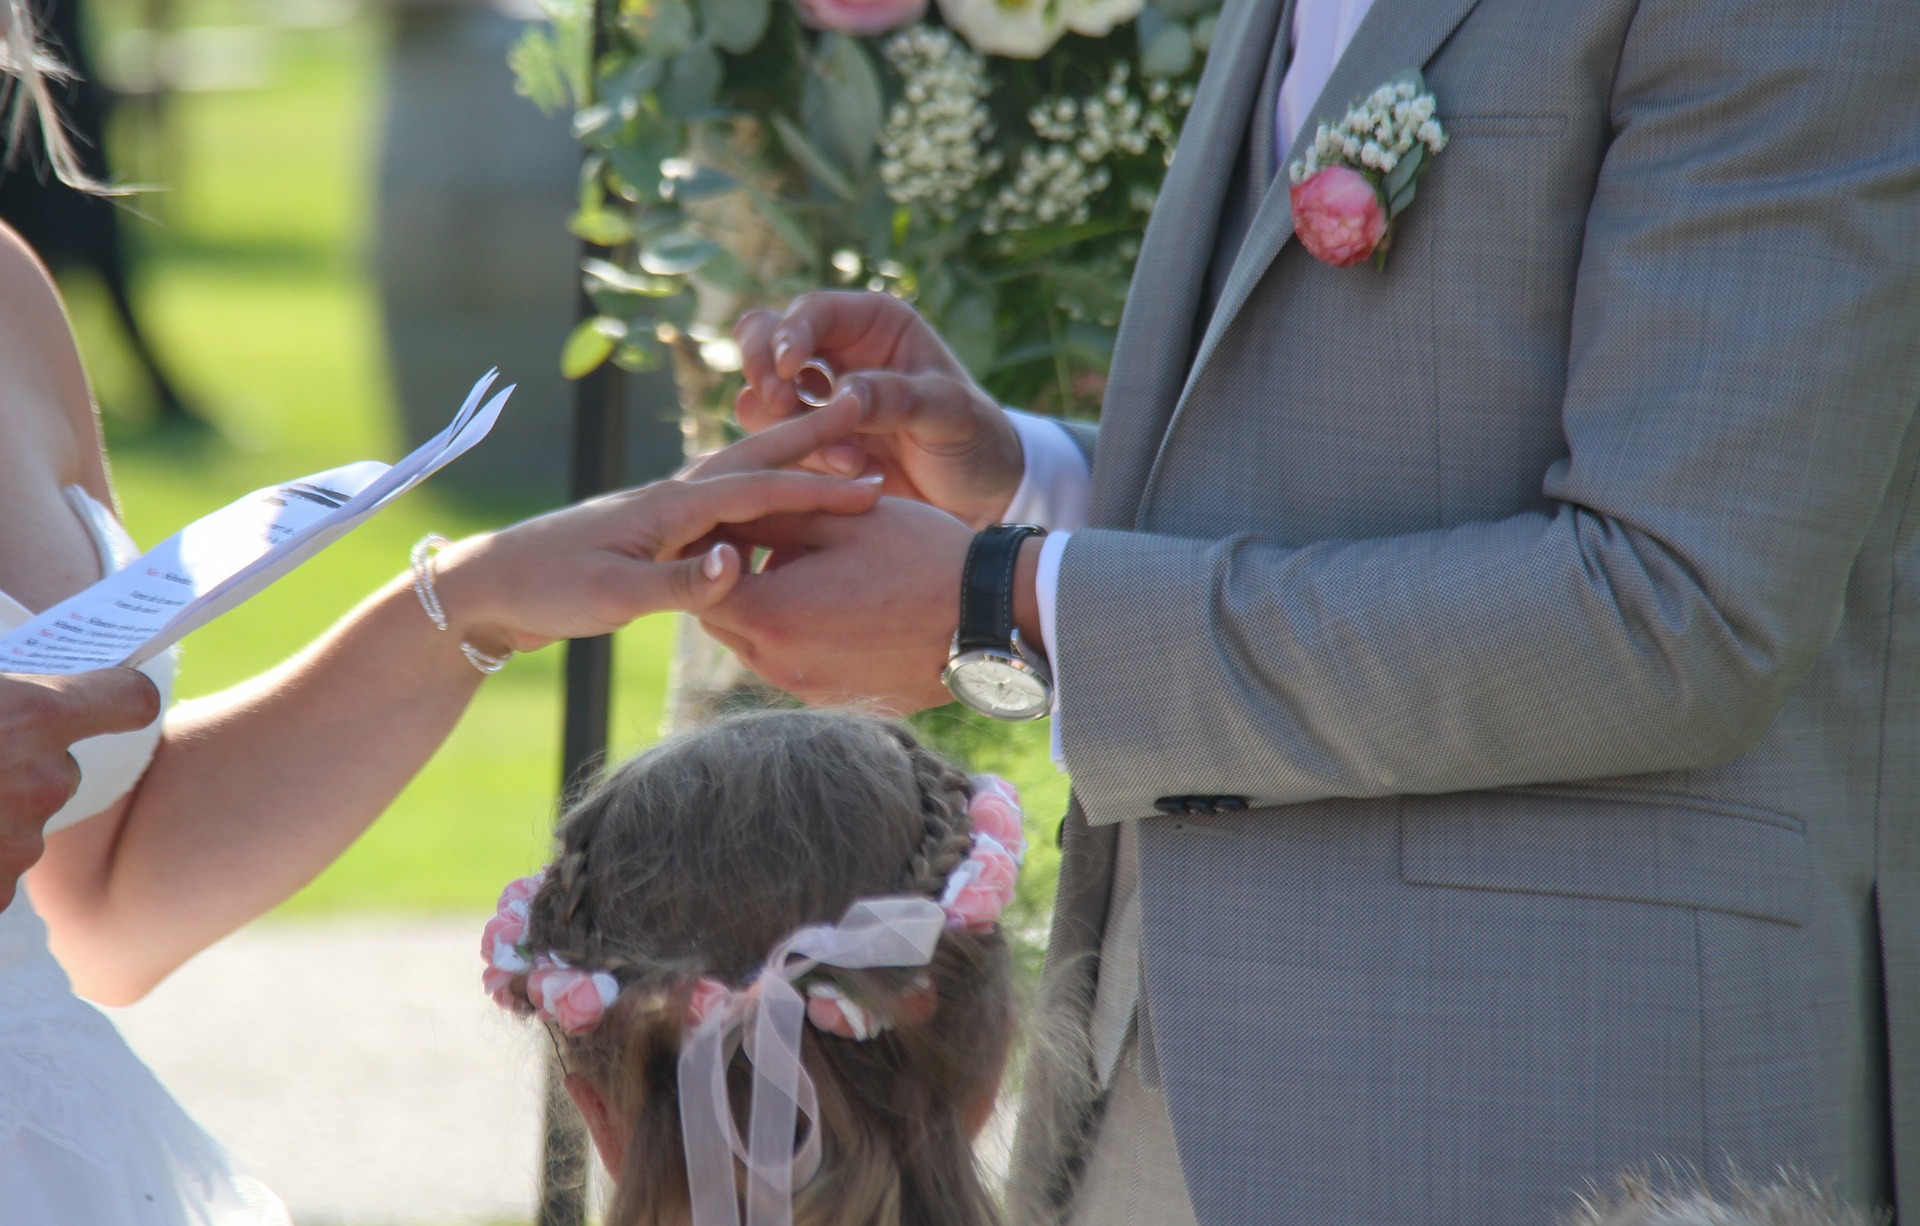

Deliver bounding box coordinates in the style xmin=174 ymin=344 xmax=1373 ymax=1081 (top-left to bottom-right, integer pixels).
xmin=0 ymin=373 xmax=512 ymax=675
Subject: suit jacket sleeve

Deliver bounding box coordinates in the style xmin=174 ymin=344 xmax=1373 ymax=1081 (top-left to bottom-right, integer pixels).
xmin=1055 ymin=0 xmax=1920 ymax=825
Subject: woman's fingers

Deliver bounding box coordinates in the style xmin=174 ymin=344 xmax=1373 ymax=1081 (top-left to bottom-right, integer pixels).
xmin=644 ymin=469 xmax=883 ymax=556
xmin=687 ymin=397 xmax=864 ymax=479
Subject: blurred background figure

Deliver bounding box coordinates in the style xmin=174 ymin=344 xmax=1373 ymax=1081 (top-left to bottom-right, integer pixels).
xmin=0 ymin=0 xmax=200 ymax=429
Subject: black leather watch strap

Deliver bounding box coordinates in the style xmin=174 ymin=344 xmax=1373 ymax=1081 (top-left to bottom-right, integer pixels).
xmin=956 ymin=524 xmax=1044 ymax=654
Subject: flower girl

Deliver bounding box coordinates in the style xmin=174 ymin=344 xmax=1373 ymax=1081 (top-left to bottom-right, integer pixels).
xmin=482 ymin=709 xmax=1026 ymax=1226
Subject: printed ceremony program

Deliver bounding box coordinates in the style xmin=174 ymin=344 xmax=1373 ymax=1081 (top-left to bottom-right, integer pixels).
xmin=0 ymin=371 xmax=512 ymax=675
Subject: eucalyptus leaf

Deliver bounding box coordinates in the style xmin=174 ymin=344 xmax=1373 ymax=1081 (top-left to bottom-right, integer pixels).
xmin=1141 ymin=24 xmax=1194 ymax=77
xmin=664 ymin=162 xmax=737 ymax=202
xmin=803 ymin=35 xmax=883 ymax=176
xmin=742 ymin=183 xmax=822 ymax=265
xmin=562 ymin=316 xmax=623 ymax=378
xmin=569 ymin=207 xmax=636 ymax=246
xmin=1387 ymin=177 xmax=1417 ymax=219
xmin=598 ymin=55 xmax=664 ymax=120
xmin=769 ymin=113 xmax=859 ymax=203
xmin=640 ymin=231 xmax=723 ymax=275
xmin=691 ymin=246 xmax=756 ymax=295
xmin=700 ymin=0 xmax=772 ymax=54
xmin=1381 ymin=143 xmax=1423 ymax=201
xmin=605 ymin=123 xmax=679 ymax=201
xmin=583 ymin=257 xmax=682 ymax=296
xmin=612 ymin=339 xmax=665 ymax=372
xmin=571 ymin=103 xmax=619 ymax=143
xmin=661 ymin=42 xmax=723 ymax=119
xmin=635 ymin=0 xmax=696 ymax=58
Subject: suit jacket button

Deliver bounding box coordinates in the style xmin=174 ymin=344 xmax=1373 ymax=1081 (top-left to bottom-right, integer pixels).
xmin=1216 ymin=796 xmax=1248 ymax=811
xmin=1184 ymin=797 xmax=1219 ymax=815
xmin=1153 ymin=797 xmax=1187 ymax=815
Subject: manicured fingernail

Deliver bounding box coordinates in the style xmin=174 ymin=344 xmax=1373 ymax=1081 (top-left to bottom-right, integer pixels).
xmin=702 ymin=544 xmax=729 ymax=580
xmin=823 ymin=444 xmax=864 ymax=475
xmin=772 ymin=338 xmax=792 ymax=366
xmin=855 ymin=472 xmax=885 ymax=485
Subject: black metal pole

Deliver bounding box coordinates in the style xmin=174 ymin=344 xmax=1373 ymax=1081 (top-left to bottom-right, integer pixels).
xmin=538 ymin=3 xmax=625 ymax=1221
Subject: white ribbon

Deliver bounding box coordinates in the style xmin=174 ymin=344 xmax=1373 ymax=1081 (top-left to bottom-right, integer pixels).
xmin=678 ymin=896 xmax=948 ymax=1226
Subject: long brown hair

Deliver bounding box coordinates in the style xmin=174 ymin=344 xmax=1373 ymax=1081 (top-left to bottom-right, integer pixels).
xmin=514 ymin=709 xmax=1014 ymax=1226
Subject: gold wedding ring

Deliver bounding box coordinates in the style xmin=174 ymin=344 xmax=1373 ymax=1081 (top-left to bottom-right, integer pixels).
xmin=793 ymin=358 xmax=837 ymax=409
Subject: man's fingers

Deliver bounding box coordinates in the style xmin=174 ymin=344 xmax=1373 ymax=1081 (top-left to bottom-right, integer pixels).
xmin=34 ymin=669 xmax=162 ymax=745
xmin=647 ymin=471 xmax=883 ymax=555
xmin=691 ymin=398 xmax=863 ymax=478
xmin=830 ymin=371 xmax=982 ymax=449
xmin=768 ymin=291 xmax=906 ymax=380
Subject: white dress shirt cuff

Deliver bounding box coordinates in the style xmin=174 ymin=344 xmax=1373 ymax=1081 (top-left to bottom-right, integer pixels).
xmin=1037 ymin=529 xmax=1071 ymax=767
xmin=1002 ymin=411 xmax=1092 ymax=531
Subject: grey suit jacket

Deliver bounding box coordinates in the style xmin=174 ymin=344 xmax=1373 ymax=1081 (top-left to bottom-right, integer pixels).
xmin=1008 ymin=0 xmax=1920 ymax=1222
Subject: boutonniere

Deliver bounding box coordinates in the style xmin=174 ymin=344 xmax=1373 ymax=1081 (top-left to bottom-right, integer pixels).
xmin=1286 ymin=71 xmax=1448 ymax=271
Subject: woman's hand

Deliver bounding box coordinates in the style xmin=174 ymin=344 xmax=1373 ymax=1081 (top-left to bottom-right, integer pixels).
xmin=433 ymin=401 xmax=884 ymax=655
xmin=734 ymin=291 xmax=1026 ymax=530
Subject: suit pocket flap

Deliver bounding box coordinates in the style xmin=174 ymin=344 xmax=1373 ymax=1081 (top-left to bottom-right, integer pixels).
xmin=1400 ymin=788 xmax=1808 ymax=925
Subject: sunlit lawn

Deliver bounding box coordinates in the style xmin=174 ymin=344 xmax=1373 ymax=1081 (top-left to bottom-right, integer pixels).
xmin=64 ymin=3 xmax=1063 ymax=921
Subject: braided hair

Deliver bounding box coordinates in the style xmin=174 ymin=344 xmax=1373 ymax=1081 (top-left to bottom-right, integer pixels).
xmin=516 ymin=709 xmax=1014 ymax=1226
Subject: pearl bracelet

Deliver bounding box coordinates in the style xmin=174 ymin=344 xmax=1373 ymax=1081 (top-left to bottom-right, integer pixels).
xmin=409 ymin=534 xmax=513 ymax=675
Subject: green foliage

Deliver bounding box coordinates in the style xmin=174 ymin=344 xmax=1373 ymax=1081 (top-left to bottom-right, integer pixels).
xmin=510 ymin=0 xmax=1218 ymax=418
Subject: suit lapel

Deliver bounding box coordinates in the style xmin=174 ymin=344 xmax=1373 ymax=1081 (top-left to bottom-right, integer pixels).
xmin=1139 ymin=0 xmax=1490 ymax=514
xmin=1087 ymin=0 xmax=1293 ymax=527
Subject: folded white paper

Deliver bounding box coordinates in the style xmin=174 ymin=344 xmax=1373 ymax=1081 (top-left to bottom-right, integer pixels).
xmin=1 ymin=371 xmax=512 ymax=676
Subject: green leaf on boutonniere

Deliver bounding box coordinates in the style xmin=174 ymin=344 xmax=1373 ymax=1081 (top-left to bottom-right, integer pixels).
xmin=1386 ymin=177 xmax=1416 ymax=220
xmin=1382 ymin=143 xmax=1423 ymax=211
xmin=770 ymin=113 xmax=859 ymax=203
xmin=701 ymin=0 xmax=771 ymax=54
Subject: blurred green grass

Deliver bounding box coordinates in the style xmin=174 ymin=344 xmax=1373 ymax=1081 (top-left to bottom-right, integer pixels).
xmin=63 ymin=5 xmax=1064 ymax=921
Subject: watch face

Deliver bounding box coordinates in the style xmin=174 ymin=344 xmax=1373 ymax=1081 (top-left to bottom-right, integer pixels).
xmin=947 ymin=653 xmax=1050 ymax=720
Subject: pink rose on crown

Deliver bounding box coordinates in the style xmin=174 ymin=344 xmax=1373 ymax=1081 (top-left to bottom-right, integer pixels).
xmin=528 ymin=957 xmax=621 ymax=1035
xmin=790 ymin=0 xmax=925 ymax=35
xmin=481 ymin=908 xmax=530 ymax=973
xmin=940 ymin=838 xmax=1020 ymax=931
xmin=966 ymin=787 xmax=1026 ymax=863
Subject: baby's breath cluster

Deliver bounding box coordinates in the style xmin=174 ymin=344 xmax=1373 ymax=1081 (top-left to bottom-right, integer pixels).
xmin=983 ymin=65 xmax=1189 ymax=234
xmin=1288 ymin=79 xmax=1447 ymax=185
xmin=878 ymin=26 xmax=1001 ymax=219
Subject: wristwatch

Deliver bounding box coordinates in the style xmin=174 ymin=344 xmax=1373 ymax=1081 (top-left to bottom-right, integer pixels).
xmin=942 ymin=524 xmax=1053 ymax=721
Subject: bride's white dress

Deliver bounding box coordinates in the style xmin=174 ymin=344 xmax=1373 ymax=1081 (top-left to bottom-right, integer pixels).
xmin=0 ymin=487 xmax=290 ymax=1225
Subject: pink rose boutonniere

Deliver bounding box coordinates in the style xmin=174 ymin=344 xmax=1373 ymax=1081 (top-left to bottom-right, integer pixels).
xmin=1287 ymin=72 xmax=1448 ymax=271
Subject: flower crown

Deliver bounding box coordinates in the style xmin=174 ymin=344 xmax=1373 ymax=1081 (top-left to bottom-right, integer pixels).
xmin=482 ymin=774 xmax=1024 ymax=1226
xmin=479 ymin=774 xmax=1025 ymax=1038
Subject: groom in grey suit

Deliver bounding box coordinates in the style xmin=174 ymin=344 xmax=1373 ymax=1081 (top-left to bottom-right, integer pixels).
xmin=708 ymin=0 xmax=1920 ymax=1220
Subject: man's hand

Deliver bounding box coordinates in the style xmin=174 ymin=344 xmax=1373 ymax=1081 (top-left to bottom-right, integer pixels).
xmin=0 ymin=669 xmax=161 ymax=908
xmin=734 ymin=291 xmax=1026 ymax=530
xmin=699 ymin=496 xmax=974 ymax=711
